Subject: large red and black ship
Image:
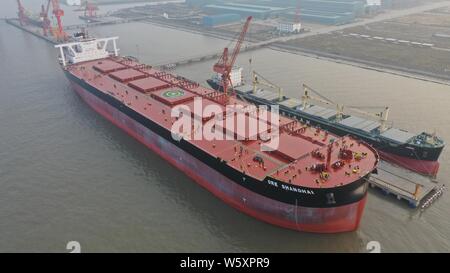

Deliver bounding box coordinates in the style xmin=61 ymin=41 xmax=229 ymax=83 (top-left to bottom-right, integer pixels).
xmin=55 ymin=36 xmax=378 ymax=233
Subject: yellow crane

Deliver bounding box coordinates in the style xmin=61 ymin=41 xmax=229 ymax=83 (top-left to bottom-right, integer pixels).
xmin=252 ymin=71 xmax=283 ymax=101
xmin=301 ymin=84 xmax=390 ymax=132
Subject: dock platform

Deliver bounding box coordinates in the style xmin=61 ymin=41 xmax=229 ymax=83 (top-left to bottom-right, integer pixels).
xmin=368 ymin=160 xmax=440 ymax=208
xmin=5 ymin=19 xmax=58 ymax=44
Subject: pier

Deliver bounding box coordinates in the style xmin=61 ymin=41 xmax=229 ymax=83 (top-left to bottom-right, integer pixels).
xmin=5 ymin=17 xmax=270 ymax=69
xmin=155 ymin=42 xmax=269 ymax=69
xmin=368 ymin=160 xmax=442 ymax=208
xmin=5 ymin=18 xmax=59 ymax=44
xmin=64 ymin=15 xmax=152 ymax=30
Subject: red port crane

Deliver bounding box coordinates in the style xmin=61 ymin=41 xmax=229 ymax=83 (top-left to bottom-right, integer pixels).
xmin=40 ymin=0 xmax=51 ymax=36
xmin=85 ymin=1 xmax=99 ymax=18
xmin=295 ymin=0 xmax=301 ymax=24
xmin=16 ymin=0 xmax=28 ymax=26
xmin=213 ymin=16 xmax=252 ymax=97
xmin=51 ymin=0 xmax=67 ymax=41
xmin=75 ymin=1 xmax=99 ymax=18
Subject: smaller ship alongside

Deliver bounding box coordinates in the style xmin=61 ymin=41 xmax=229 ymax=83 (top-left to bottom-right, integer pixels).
xmin=207 ymin=69 xmax=444 ymax=177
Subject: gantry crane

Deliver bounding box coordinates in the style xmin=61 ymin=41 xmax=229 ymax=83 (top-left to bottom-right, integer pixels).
xmin=40 ymin=0 xmax=51 ymax=36
xmin=51 ymin=0 xmax=67 ymax=41
xmin=85 ymin=1 xmax=99 ymax=17
xmin=75 ymin=1 xmax=99 ymax=18
xmin=295 ymin=0 xmax=301 ymax=24
xmin=16 ymin=0 xmax=28 ymax=26
xmin=213 ymin=16 xmax=252 ymax=97
xmin=252 ymin=71 xmax=283 ymax=101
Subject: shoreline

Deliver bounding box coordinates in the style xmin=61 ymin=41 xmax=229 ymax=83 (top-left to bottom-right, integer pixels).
xmin=6 ymin=14 xmax=450 ymax=87
xmin=137 ymin=19 xmax=450 ymax=87
xmin=270 ymin=44 xmax=450 ymax=87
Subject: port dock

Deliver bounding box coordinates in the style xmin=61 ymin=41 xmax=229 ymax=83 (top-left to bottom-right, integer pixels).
xmin=155 ymin=42 xmax=268 ymax=69
xmin=5 ymin=17 xmax=268 ymax=69
xmin=368 ymin=160 xmax=442 ymax=208
xmin=5 ymin=15 xmax=152 ymax=45
xmin=5 ymin=18 xmax=59 ymax=44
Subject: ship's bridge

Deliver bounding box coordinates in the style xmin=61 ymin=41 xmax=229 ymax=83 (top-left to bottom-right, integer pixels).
xmin=55 ymin=37 xmax=119 ymax=66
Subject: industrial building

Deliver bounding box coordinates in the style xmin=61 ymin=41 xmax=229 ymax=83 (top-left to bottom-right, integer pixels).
xmin=203 ymin=3 xmax=289 ymax=19
xmin=190 ymin=0 xmax=403 ymax=26
xmin=274 ymin=0 xmax=365 ymax=25
xmin=277 ymin=22 xmax=302 ymax=33
xmin=186 ymin=0 xmax=221 ymax=8
xmin=300 ymin=0 xmax=364 ymax=24
xmin=202 ymin=14 xmax=241 ymax=27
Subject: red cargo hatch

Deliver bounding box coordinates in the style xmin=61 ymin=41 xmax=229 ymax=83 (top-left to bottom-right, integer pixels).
xmin=109 ymin=69 xmax=147 ymax=83
xmin=264 ymin=133 xmax=322 ymax=161
xmin=93 ymin=60 xmax=126 ymax=73
xmin=128 ymin=77 xmax=171 ymax=93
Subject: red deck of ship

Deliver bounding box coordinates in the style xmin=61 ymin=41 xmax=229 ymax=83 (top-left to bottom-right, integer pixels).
xmin=67 ymin=56 xmax=378 ymax=189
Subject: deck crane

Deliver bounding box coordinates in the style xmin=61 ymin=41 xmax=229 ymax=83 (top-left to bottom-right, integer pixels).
xmin=301 ymin=84 xmax=390 ymax=131
xmin=345 ymin=105 xmax=390 ymax=132
xmin=40 ymin=0 xmax=51 ymax=36
xmin=213 ymin=16 xmax=252 ymax=98
xmin=16 ymin=0 xmax=28 ymax=26
xmin=301 ymin=83 xmax=338 ymax=112
xmin=51 ymin=0 xmax=67 ymax=41
xmin=252 ymin=71 xmax=284 ymax=101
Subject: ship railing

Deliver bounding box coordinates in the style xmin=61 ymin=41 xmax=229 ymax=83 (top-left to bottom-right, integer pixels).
xmin=280 ymin=121 xmax=327 ymax=147
xmin=204 ymin=91 xmax=228 ymax=105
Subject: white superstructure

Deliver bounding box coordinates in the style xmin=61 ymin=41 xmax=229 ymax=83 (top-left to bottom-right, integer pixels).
xmin=277 ymin=22 xmax=302 ymax=33
xmin=55 ymin=37 xmax=119 ymax=66
xmin=212 ymin=67 xmax=243 ymax=87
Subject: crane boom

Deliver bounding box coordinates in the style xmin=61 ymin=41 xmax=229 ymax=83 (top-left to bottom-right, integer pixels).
xmin=16 ymin=0 xmax=28 ymax=26
xmin=229 ymin=16 xmax=252 ymax=72
xmin=295 ymin=0 xmax=301 ymax=24
xmin=252 ymin=71 xmax=283 ymax=101
xmin=301 ymin=84 xmax=390 ymax=131
xmin=213 ymin=16 xmax=252 ymax=97
xmin=51 ymin=0 xmax=67 ymax=41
